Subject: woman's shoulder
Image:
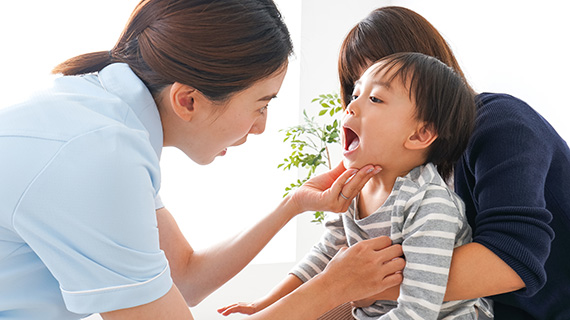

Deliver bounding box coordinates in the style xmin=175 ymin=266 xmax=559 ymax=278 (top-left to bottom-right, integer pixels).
xmin=476 ymin=92 xmax=535 ymax=117
xmin=474 ymin=92 xmax=558 ymax=136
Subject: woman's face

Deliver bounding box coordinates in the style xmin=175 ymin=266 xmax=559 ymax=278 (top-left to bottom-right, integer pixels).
xmin=183 ymin=67 xmax=287 ymax=165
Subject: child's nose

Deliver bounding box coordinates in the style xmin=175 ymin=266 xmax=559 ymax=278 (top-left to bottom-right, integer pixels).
xmin=345 ymin=103 xmax=357 ymax=116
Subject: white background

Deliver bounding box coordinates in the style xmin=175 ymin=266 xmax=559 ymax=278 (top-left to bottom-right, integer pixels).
xmin=1 ymin=1 xmax=568 ymax=319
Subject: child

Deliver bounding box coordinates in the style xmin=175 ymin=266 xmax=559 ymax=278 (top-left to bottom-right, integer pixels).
xmin=218 ymin=52 xmax=492 ymax=319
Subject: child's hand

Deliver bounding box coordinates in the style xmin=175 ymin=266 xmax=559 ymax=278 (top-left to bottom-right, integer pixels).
xmin=217 ymin=302 xmax=262 ymax=316
xmin=290 ymin=162 xmax=381 ymax=214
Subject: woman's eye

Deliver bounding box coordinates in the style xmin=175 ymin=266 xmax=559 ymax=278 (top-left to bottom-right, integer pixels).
xmin=351 ymin=95 xmax=358 ymax=101
xmin=259 ymin=105 xmax=268 ymax=115
xmin=370 ymin=96 xmax=383 ymax=103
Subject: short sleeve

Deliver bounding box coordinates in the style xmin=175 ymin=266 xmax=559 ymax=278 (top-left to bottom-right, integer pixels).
xmin=155 ymin=194 xmax=165 ymax=210
xmin=13 ymin=126 xmax=172 ymax=314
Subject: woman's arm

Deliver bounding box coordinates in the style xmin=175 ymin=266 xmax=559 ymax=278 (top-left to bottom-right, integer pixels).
xmin=444 ymin=242 xmax=524 ymax=300
xmin=353 ymin=242 xmax=525 ymax=304
xmin=101 ymin=237 xmax=404 ymax=320
xmin=250 ymin=237 xmax=405 ymax=320
xmin=156 ymin=198 xmax=295 ymax=307
xmin=219 ymin=208 xmax=350 ymax=316
xmin=159 ymin=163 xmax=382 ymax=306
xmin=101 ymin=285 xmax=193 ymax=320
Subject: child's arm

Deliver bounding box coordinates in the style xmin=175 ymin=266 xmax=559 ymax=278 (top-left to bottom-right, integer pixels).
xmin=218 ymin=274 xmax=303 ymax=316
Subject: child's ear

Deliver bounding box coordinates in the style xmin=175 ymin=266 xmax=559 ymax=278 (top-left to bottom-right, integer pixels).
xmin=405 ymin=123 xmax=438 ymax=150
xmin=170 ymin=82 xmax=198 ymax=122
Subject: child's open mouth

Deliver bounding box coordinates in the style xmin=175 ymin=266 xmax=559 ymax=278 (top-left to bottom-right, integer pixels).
xmin=343 ymin=126 xmax=360 ymax=152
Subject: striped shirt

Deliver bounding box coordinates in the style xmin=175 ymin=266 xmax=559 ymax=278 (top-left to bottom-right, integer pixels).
xmin=291 ymin=163 xmax=490 ymax=319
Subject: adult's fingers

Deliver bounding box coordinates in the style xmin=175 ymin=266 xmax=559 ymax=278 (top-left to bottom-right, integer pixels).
xmin=327 ymin=161 xmax=349 ymax=181
xmin=337 ymin=165 xmax=381 ymax=201
xmin=361 ymin=236 xmax=393 ymax=251
xmin=321 ymin=237 xmax=404 ymax=302
xmin=328 ymin=164 xmax=381 ymax=211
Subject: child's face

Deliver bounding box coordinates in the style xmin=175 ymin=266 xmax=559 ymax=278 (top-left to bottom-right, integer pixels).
xmin=342 ymin=62 xmax=420 ymax=171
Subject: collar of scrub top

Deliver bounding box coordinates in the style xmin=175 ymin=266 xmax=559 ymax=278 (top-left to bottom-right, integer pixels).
xmin=97 ymin=63 xmax=164 ymax=160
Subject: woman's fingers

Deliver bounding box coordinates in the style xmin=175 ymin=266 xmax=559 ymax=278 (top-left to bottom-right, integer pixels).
xmin=329 ymin=164 xmax=382 ymax=212
xmin=321 ymin=236 xmax=404 ymax=302
xmin=340 ymin=165 xmax=382 ymax=198
xmin=290 ymin=162 xmax=381 ymax=214
xmin=364 ymin=234 xmax=393 ymax=250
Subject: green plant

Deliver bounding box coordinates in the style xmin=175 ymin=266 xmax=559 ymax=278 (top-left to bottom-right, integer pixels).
xmin=278 ymin=93 xmax=344 ymax=223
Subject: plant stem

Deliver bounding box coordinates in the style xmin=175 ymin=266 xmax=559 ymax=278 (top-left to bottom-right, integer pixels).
xmin=325 ymin=145 xmax=331 ymax=169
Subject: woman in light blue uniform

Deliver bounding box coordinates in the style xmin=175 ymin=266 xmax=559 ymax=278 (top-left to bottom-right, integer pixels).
xmin=0 ymin=1 xmax=405 ymax=319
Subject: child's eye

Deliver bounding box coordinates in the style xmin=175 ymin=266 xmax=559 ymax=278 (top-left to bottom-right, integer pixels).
xmin=370 ymin=96 xmax=383 ymax=103
xmin=351 ymin=95 xmax=359 ymax=101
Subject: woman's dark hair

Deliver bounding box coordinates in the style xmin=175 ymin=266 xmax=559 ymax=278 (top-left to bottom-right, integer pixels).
xmin=53 ymin=0 xmax=293 ymax=102
xmin=368 ymin=52 xmax=475 ymax=181
xmin=339 ymin=6 xmax=473 ymax=107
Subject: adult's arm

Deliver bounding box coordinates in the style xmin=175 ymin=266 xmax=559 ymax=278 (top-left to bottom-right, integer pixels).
xmin=102 ymin=236 xmax=404 ymax=320
xmin=352 ymin=242 xmax=524 ymax=304
xmin=453 ymin=94 xmax=554 ymax=297
xmin=160 ymin=163 xmax=383 ymax=306
xmin=444 ymin=242 xmax=524 ymax=300
xmin=249 ymin=237 xmax=404 ymax=320
xmin=101 ymin=285 xmax=194 ymax=320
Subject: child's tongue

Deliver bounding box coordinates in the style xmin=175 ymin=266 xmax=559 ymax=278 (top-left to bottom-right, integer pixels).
xmin=348 ymin=137 xmax=360 ymax=151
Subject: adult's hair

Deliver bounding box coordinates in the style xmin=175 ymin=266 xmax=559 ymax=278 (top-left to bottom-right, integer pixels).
xmin=53 ymin=0 xmax=293 ymax=102
xmin=339 ymin=6 xmax=473 ymax=106
xmin=369 ymin=52 xmax=476 ymax=181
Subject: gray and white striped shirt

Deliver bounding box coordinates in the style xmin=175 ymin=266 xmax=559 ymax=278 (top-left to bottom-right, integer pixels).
xmin=291 ymin=163 xmax=488 ymax=320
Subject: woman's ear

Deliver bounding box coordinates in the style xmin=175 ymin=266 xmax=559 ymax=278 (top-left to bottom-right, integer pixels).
xmin=405 ymin=123 xmax=438 ymax=150
xmin=170 ymin=82 xmax=198 ymax=122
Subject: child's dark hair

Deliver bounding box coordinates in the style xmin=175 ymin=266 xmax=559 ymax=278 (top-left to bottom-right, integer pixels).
xmin=371 ymin=52 xmax=476 ymax=181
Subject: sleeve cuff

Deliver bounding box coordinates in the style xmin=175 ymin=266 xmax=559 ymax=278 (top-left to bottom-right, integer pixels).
xmin=61 ymin=264 xmax=173 ymax=314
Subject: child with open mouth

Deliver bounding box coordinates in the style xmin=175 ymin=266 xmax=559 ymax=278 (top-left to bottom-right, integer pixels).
xmin=219 ymin=52 xmax=492 ymax=320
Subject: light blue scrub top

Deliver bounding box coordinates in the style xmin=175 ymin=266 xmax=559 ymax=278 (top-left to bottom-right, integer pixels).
xmin=0 ymin=63 xmax=172 ymax=319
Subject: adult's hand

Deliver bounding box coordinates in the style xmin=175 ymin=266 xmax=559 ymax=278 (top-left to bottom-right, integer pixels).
xmin=248 ymin=236 xmax=404 ymax=320
xmin=290 ymin=162 xmax=381 ymax=214
xmin=321 ymin=236 xmax=404 ymax=302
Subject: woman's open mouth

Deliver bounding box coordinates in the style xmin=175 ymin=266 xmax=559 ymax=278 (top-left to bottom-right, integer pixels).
xmin=343 ymin=126 xmax=360 ymax=154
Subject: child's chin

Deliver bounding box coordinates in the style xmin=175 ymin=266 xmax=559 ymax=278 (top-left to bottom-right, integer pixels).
xmin=343 ymin=158 xmax=359 ymax=169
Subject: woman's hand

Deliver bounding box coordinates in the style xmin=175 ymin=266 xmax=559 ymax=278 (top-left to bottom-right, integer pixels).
xmin=320 ymin=236 xmax=404 ymax=302
xmin=244 ymin=237 xmax=403 ymax=320
xmin=290 ymin=162 xmax=381 ymax=214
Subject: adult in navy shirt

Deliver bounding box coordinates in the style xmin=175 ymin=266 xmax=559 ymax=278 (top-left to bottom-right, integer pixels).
xmin=338 ymin=6 xmax=570 ymax=319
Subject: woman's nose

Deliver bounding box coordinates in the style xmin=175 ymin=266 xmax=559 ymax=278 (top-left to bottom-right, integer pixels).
xmin=250 ymin=116 xmax=267 ymax=135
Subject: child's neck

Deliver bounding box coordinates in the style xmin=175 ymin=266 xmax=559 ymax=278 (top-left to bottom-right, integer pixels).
xmin=357 ymin=169 xmax=406 ymax=219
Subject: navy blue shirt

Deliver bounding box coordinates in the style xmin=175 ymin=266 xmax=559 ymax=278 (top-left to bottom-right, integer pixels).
xmin=455 ymin=93 xmax=570 ymax=319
